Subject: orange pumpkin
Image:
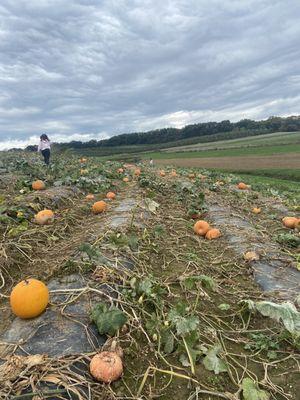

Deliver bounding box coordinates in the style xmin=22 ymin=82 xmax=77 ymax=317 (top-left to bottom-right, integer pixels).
xmin=282 ymin=216 xmax=299 ymax=229
xmin=34 ymin=209 xmax=54 ymax=225
xmin=92 ymin=201 xmax=107 ymax=214
xmin=237 ymin=182 xmax=247 ymax=190
xmin=134 ymin=169 xmax=141 ymax=176
xmin=90 ymin=351 xmax=123 ymax=383
xmin=193 ymin=220 xmax=210 ymax=236
xmin=170 ymin=170 xmax=177 ymax=177
xmin=106 ymin=192 xmax=116 ymax=200
xmin=80 ymin=158 xmax=87 ymax=163
xmin=123 ymin=177 xmax=129 ymax=182
xmin=85 ymin=194 xmax=95 ymax=200
xmin=32 ymin=180 xmax=45 ymax=190
xmin=159 ymin=170 xmax=166 ymax=177
xmin=205 ymin=228 xmax=221 ymax=240
xmin=252 ymin=207 xmax=261 ymax=214
xmin=118 ymin=168 xmax=124 ymax=173
xmin=10 ymin=278 xmax=49 ymax=319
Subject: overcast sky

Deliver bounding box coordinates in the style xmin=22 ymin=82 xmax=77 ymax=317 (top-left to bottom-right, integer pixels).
xmin=0 ymin=0 xmax=299 ymax=149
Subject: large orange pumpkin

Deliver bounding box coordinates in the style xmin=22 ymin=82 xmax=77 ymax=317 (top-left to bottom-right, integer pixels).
xmin=106 ymin=192 xmax=116 ymax=200
xmin=10 ymin=278 xmax=49 ymax=319
xmin=282 ymin=216 xmax=299 ymax=229
xmin=237 ymin=182 xmax=247 ymax=190
xmin=193 ymin=220 xmax=210 ymax=236
xmin=90 ymin=352 xmax=123 ymax=383
xmin=205 ymin=228 xmax=221 ymax=240
xmin=34 ymin=209 xmax=54 ymax=225
xmin=92 ymin=201 xmax=107 ymax=214
xmin=32 ymin=180 xmax=45 ymax=191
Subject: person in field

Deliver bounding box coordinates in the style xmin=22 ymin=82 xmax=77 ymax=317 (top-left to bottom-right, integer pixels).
xmin=38 ymin=134 xmax=51 ymax=165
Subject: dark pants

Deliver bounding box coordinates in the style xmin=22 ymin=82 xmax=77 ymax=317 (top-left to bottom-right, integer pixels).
xmin=41 ymin=149 xmax=50 ymax=165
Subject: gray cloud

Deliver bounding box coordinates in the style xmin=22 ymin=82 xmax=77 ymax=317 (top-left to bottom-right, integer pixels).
xmin=0 ymin=0 xmax=300 ymax=149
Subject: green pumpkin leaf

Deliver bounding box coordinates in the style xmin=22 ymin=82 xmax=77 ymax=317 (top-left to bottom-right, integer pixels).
xmin=203 ymin=344 xmax=228 ymax=375
xmin=91 ymin=302 xmax=127 ymax=336
xmin=242 ymin=378 xmax=270 ymax=400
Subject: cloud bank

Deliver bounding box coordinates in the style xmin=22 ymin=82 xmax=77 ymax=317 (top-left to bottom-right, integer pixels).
xmin=0 ymin=0 xmax=300 ymax=149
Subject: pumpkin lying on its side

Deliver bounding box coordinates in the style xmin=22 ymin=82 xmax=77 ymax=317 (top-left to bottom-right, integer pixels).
xmin=282 ymin=216 xmax=299 ymax=229
xmin=205 ymin=228 xmax=221 ymax=240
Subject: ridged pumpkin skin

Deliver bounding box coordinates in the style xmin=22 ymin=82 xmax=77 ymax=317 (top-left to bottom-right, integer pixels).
xmin=193 ymin=220 xmax=210 ymax=236
xmin=10 ymin=279 xmax=49 ymax=319
xmin=92 ymin=201 xmax=107 ymax=214
xmin=90 ymin=352 xmax=123 ymax=383
xmin=237 ymin=182 xmax=247 ymax=190
xmin=282 ymin=216 xmax=298 ymax=229
xmin=32 ymin=180 xmax=45 ymax=190
xmin=106 ymin=192 xmax=116 ymax=200
xmin=205 ymin=228 xmax=221 ymax=240
xmin=85 ymin=194 xmax=95 ymax=200
xmin=34 ymin=209 xmax=54 ymax=225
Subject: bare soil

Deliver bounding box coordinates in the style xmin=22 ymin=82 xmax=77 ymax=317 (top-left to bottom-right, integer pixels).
xmin=156 ymin=153 xmax=300 ymax=170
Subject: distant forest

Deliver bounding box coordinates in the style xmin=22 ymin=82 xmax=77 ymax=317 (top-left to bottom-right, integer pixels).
xmin=26 ymin=115 xmax=300 ymax=152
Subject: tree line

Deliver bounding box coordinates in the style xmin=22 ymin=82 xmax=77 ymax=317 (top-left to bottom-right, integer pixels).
xmin=25 ymin=115 xmax=300 ymax=152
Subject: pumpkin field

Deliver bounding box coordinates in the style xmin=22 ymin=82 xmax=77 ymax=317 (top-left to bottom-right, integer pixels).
xmin=0 ymin=151 xmax=299 ymax=400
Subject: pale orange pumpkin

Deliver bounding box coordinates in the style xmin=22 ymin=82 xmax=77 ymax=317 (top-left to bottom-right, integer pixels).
xmin=282 ymin=216 xmax=299 ymax=229
xmin=92 ymin=201 xmax=107 ymax=214
xmin=80 ymin=158 xmax=87 ymax=163
xmin=237 ymin=182 xmax=247 ymax=190
xmin=106 ymin=192 xmax=116 ymax=200
xmin=34 ymin=209 xmax=54 ymax=225
xmin=10 ymin=278 xmax=49 ymax=319
xmin=170 ymin=170 xmax=177 ymax=177
xmin=85 ymin=194 xmax=95 ymax=200
xmin=123 ymin=177 xmax=129 ymax=182
xmin=90 ymin=351 xmax=123 ymax=383
xmin=205 ymin=228 xmax=221 ymax=240
xmin=134 ymin=168 xmax=141 ymax=176
xmin=32 ymin=180 xmax=45 ymax=190
xmin=159 ymin=170 xmax=166 ymax=177
xmin=252 ymin=207 xmax=261 ymax=214
xmin=193 ymin=220 xmax=210 ymax=236
xmin=118 ymin=168 xmax=124 ymax=173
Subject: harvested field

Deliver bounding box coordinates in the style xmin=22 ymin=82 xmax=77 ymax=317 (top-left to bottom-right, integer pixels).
xmin=0 ymin=151 xmax=299 ymax=399
xmin=156 ymin=152 xmax=300 ymax=170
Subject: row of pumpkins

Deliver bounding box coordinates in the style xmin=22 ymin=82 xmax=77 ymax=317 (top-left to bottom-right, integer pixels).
xmin=31 ymin=180 xmax=118 ymax=224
